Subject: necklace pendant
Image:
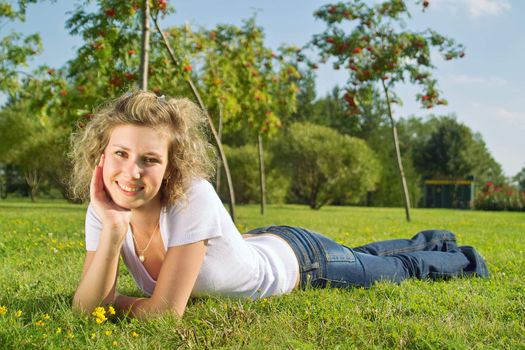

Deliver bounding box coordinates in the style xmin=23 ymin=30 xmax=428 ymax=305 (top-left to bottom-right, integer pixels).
xmin=139 ymin=255 xmax=145 ymax=262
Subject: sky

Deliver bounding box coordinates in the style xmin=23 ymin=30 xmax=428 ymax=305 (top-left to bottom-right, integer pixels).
xmin=4 ymin=0 xmax=524 ymax=178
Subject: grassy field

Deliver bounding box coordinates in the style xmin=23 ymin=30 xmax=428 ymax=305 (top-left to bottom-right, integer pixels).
xmin=0 ymin=199 xmax=524 ymax=349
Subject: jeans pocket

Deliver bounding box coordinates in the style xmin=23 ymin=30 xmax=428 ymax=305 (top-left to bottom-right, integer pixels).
xmin=313 ymin=232 xmax=356 ymax=263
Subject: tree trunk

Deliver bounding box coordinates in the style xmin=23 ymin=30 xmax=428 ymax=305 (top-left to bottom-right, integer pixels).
xmin=382 ymin=80 xmax=411 ymax=222
xmin=24 ymin=169 xmax=40 ymax=202
xmin=215 ymin=103 xmax=223 ymax=192
xmin=152 ymin=15 xmax=236 ymax=222
xmin=257 ymin=134 xmax=266 ymax=215
xmin=139 ymin=0 xmax=150 ymax=90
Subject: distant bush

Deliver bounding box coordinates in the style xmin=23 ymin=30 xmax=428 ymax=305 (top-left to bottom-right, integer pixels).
xmin=474 ymin=182 xmax=524 ymax=211
xmin=271 ymin=122 xmax=380 ymax=209
xmin=217 ymin=144 xmax=289 ymax=204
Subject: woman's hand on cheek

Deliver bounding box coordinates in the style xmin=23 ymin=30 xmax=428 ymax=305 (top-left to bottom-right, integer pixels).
xmin=90 ymin=154 xmax=132 ymax=237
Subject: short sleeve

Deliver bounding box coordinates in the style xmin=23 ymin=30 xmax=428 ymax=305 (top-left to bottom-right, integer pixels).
xmin=85 ymin=204 xmax=103 ymax=251
xmin=165 ymin=179 xmax=224 ymax=247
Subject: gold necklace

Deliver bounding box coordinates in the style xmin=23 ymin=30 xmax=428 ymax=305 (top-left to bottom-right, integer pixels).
xmin=131 ymin=221 xmax=160 ymax=262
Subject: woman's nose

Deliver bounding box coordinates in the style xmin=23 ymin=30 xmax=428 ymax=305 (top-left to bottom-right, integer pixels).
xmin=123 ymin=159 xmax=143 ymax=179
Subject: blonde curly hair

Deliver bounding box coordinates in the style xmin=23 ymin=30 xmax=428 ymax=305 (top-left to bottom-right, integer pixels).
xmin=68 ymin=90 xmax=215 ymax=207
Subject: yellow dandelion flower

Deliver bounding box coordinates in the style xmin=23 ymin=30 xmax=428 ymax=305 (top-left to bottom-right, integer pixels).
xmin=35 ymin=320 xmax=45 ymax=326
xmin=42 ymin=313 xmax=50 ymax=320
xmin=67 ymin=330 xmax=75 ymax=339
xmin=108 ymin=306 xmax=116 ymax=315
xmin=105 ymin=330 xmax=112 ymax=336
xmin=0 ymin=306 xmax=7 ymax=315
xmin=56 ymin=327 xmax=62 ymax=334
xmin=131 ymin=331 xmax=139 ymax=337
xmin=92 ymin=307 xmax=106 ymax=317
xmin=95 ymin=316 xmax=107 ymax=324
xmin=91 ymin=332 xmax=97 ymax=339
xmin=43 ymin=333 xmax=48 ymax=338
xmin=15 ymin=310 xmax=22 ymax=317
xmin=112 ymin=341 xmax=118 ymax=346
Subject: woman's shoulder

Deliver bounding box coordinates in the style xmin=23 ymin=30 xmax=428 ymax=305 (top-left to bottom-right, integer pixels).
xmin=164 ymin=178 xmax=218 ymax=214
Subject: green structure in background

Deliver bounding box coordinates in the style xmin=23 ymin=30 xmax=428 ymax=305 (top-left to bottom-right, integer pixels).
xmin=424 ymin=176 xmax=475 ymax=209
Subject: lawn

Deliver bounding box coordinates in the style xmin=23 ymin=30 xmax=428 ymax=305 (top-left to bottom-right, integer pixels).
xmin=0 ymin=200 xmax=524 ymax=349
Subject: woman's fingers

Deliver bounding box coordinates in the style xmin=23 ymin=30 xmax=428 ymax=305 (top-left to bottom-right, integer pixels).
xmin=90 ymin=154 xmax=106 ymax=203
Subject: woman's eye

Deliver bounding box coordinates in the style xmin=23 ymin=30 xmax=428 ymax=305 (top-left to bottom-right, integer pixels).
xmin=144 ymin=157 xmax=159 ymax=164
xmin=115 ymin=150 xmax=126 ymax=157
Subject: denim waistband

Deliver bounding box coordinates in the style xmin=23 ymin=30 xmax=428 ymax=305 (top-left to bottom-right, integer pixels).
xmin=245 ymin=225 xmax=327 ymax=289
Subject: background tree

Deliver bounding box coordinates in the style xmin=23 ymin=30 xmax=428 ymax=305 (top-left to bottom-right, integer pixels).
xmin=0 ymin=0 xmax=42 ymax=96
xmin=411 ymin=115 xmax=504 ymax=185
xmin=272 ymin=122 xmax=380 ymax=209
xmin=0 ymin=97 xmax=65 ymax=201
xmin=187 ymin=19 xmax=300 ymax=214
xmin=515 ymin=166 xmax=525 ymax=192
xmin=218 ymin=144 xmax=289 ymax=205
xmin=312 ymin=0 xmax=465 ymax=221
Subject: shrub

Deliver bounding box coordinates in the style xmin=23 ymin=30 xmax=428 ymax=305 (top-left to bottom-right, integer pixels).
xmin=474 ymin=182 xmax=525 ymax=211
xmin=271 ymin=122 xmax=380 ymax=209
xmin=216 ymin=144 xmax=289 ymax=204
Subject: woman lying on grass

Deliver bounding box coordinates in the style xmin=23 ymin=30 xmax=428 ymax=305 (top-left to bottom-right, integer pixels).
xmin=70 ymin=90 xmax=489 ymax=319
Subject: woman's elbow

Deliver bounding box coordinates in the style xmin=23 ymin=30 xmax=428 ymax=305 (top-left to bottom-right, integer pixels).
xmin=141 ymin=298 xmax=185 ymax=319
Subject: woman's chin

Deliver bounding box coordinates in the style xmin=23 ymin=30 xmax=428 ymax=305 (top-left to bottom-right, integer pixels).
xmin=107 ymin=193 xmax=136 ymax=211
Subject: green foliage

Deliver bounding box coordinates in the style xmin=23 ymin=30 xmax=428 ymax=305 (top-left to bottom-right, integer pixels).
xmin=0 ymin=0 xmax=42 ymax=96
xmin=409 ymin=115 xmax=504 ymax=190
xmin=0 ymin=101 xmax=68 ymax=199
xmin=513 ymin=165 xmax=525 ymax=192
xmin=195 ymin=18 xmax=300 ymax=138
xmin=272 ymin=122 xmax=380 ymax=209
xmin=0 ymin=201 xmax=524 ymax=348
xmin=474 ymin=182 xmax=525 ymax=211
xmin=217 ymin=144 xmax=289 ymax=204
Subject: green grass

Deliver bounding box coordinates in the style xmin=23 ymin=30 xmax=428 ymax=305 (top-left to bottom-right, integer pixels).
xmin=0 ymin=200 xmax=524 ymax=349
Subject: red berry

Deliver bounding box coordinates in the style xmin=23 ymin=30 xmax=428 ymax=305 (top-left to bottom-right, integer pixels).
xmin=47 ymin=68 xmax=55 ymax=75
xmin=352 ymin=47 xmax=362 ymax=54
xmin=159 ymin=0 xmax=167 ymax=11
xmin=328 ymin=6 xmax=337 ymax=14
xmin=422 ymin=95 xmax=429 ymax=101
xmin=105 ymin=8 xmax=116 ymax=17
xmin=59 ymin=89 xmax=67 ymax=97
xmin=127 ymin=49 xmax=136 ymax=55
xmin=183 ymin=64 xmax=192 ymax=72
xmin=326 ymin=37 xmax=335 ymax=44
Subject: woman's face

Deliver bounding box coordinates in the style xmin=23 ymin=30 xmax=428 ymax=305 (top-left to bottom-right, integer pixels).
xmin=102 ymin=124 xmax=170 ymax=211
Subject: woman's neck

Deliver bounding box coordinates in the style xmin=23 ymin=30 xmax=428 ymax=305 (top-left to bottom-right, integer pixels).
xmin=130 ymin=198 xmax=162 ymax=231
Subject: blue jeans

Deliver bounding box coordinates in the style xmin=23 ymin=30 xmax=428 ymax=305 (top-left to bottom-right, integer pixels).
xmin=245 ymin=226 xmax=489 ymax=289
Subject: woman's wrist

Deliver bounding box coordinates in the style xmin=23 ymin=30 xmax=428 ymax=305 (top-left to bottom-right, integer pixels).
xmin=99 ymin=224 xmax=128 ymax=248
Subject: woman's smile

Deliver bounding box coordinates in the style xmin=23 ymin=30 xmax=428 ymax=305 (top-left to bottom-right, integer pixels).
xmin=114 ymin=180 xmax=145 ymax=195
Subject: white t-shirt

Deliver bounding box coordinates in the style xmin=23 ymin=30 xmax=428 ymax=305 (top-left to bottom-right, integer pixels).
xmin=85 ymin=179 xmax=299 ymax=299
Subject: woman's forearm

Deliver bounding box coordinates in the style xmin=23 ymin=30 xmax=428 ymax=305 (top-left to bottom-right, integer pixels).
xmin=114 ymin=295 xmax=182 ymax=320
xmin=72 ymin=228 xmax=123 ymax=314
